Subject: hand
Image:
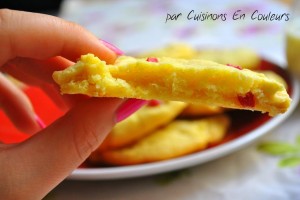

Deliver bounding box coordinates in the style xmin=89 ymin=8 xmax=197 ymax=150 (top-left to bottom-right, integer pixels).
xmin=0 ymin=9 xmax=143 ymax=199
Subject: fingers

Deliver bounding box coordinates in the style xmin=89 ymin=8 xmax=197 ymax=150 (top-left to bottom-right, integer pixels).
xmin=0 ymin=9 xmax=118 ymax=68
xmin=0 ymin=98 xmax=123 ymax=199
xmin=2 ymin=57 xmax=85 ymax=111
xmin=0 ymin=73 xmax=40 ymax=134
xmin=3 ymin=56 xmax=73 ymax=84
xmin=0 ymin=9 xmax=123 ymax=121
xmin=0 ymin=9 xmax=122 ymax=113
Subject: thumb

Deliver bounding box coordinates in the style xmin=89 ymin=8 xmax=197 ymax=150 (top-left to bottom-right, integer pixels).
xmin=3 ymin=98 xmax=123 ymax=199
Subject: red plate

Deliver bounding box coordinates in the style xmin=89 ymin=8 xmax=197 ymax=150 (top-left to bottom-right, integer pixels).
xmin=0 ymin=87 xmax=64 ymax=143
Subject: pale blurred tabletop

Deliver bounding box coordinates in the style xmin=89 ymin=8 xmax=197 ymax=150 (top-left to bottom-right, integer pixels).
xmin=46 ymin=0 xmax=300 ymax=199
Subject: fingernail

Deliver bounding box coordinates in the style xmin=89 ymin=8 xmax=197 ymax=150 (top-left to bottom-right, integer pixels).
xmin=34 ymin=114 xmax=46 ymax=129
xmin=100 ymin=39 xmax=124 ymax=55
xmin=116 ymin=99 xmax=148 ymax=123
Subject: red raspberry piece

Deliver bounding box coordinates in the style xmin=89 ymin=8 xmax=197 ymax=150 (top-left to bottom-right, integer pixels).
xmin=238 ymin=92 xmax=255 ymax=107
xmin=146 ymin=57 xmax=158 ymax=62
xmin=227 ymin=63 xmax=242 ymax=70
xmin=147 ymin=100 xmax=161 ymax=107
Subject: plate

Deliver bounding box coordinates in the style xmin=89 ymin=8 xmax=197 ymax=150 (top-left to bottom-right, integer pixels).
xmin=0 ymin=60 xmax=299 ymax=180
xmin=70 ymin=60 xmax=300 ymax=180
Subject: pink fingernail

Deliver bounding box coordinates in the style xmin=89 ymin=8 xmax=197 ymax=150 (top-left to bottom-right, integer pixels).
xmin=34 ymin=114 xmax=46 ymax=129
xmin=116 ymin=99 xmax=148 ymax=123
xmin=100 ymin=39 xmax=124 ymax=55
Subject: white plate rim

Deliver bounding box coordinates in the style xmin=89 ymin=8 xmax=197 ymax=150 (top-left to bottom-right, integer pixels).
xmin=69 ymin=74 xmax=300 ymax=180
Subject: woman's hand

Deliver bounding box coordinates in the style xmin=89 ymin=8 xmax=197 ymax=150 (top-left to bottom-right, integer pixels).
xmin=0 ymin=9 xmax=143 ymax=199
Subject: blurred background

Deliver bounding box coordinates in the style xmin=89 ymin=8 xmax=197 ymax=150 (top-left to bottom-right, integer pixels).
xmin=0 ymin=0 xmax=63 ymax=15
xmin=0 ymin=0 xmax=292 ymax=66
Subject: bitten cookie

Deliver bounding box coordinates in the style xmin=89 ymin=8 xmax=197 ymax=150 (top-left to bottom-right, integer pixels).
xmin=53 ymin=54 xmax=291 ymax=116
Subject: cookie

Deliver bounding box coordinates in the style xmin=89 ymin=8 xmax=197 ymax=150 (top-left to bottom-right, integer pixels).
xmin=88 ymin=101 xmax=186 ymax=164
xmin=197 ymin=48 xmax=261 ymax=70
xmin=255 ymin=70 xmax=288 ymax=89
xmin=181 ymin=103 xmax=224 ymax=117
xmin=53 ymin=54 xmax=291 ymax=116
xmin=140 ymin=45 xmax=260 ymax=70
xmin=138 ymin=43 xmax=197 ymax=59
xmin=99 ymin=114 xmax=230 ymax=165
xmin=99 ymin=101 xmax=186 ymax=150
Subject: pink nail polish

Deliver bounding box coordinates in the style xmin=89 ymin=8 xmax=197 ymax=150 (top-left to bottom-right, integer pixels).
xmin=34 ymin=114 xmax=46 ymax=129
xmin=100 ymin=39 xmax=124 ymax=56
xmin=116 ymin=99 xmax=148 ymax=123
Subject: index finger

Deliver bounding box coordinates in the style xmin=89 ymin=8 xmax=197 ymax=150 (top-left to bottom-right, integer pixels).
xmin=0 ymin=9 xmax=118 ymax=67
